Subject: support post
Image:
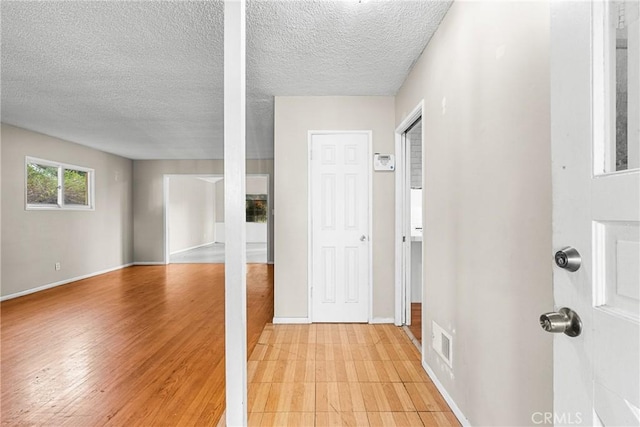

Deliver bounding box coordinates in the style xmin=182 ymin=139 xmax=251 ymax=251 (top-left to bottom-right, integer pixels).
xmin=224 ymin=0 xmax=247 ymax=426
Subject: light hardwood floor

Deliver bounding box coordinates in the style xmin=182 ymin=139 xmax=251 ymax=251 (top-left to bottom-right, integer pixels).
xmin=1 ymin=264 xmax=273 ymax=426
xmin=247 ymin=323 xmax=459 ymax=427
xmin=408 ymin=303 xmax=422 ymax=344
xmin=2 ymin=264 xmax=457 ymax=427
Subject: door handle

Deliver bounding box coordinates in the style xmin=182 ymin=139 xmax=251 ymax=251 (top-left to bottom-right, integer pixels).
xmin=360 ymin=235 xmax=367 ymax=242
xmin=539 ymin=307 xmax=582 ymax=337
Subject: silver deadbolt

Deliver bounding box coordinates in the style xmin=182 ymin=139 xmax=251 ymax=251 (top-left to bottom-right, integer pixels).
xmin=554 ymin=247 xmax=581 ymax=272
xmin=540 ymin=307 xmax=582 ymax=337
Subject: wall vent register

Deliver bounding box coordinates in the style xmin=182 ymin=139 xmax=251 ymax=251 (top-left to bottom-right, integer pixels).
xmin=432 ymin=321 xmax=453 ymax=368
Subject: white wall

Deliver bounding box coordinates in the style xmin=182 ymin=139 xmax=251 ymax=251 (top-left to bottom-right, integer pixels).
xmin=1 ymin=124 xmax=133 ymax=298
xmin=168 ymin=176 xmax=216 ymax=254
xmin=133 ymin=160 xmax=274 ymax=263
xmin=215 ymin=179 xmax=225 ymax=221
xmin=410 ymin=241 xmax=422 ymax=303
xmin=395 ymin=2 xmax=552 ymax=425
xmin=274 ymin=96 xmax=396 ymax=320
xmin=0 ymin=130 xmax=3 ymax=293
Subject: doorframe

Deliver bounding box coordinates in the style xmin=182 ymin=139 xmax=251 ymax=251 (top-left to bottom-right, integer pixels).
xmin=394 ymin=101 xmax=424 ymax=326
xmin=307 ymin=130 xmax=374 ymax=323
xmin=163 ymin=173 xmax=271 ymax=264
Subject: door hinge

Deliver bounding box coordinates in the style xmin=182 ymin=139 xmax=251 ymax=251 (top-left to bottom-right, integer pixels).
xmin=403 ymin=236 xmax=406 ymax=242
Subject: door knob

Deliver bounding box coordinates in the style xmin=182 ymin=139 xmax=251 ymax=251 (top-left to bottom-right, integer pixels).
xmin=539 ymin=307 xmax=582 ymax=337
xmin=554 ymin=247 xmax=581 ymax=272
xmin=360 ymin=235 xmax=367 ymax=242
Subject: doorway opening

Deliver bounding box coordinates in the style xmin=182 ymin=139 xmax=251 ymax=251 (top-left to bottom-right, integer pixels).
xmin=395 ymin=102 xmax=424 ymax=349
xmin=163 ymin=174 xmax=270 ymax=264
xmin=405 ymin=118 xmax=423 ymax=344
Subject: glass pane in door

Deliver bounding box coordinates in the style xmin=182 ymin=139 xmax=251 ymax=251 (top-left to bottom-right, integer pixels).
xmin=610 ymin=0 xmax=639 ymax=172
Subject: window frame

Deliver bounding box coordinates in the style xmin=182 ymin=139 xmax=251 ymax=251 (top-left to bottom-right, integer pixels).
xmin=25 ymin=156 xmax=95 ymax=211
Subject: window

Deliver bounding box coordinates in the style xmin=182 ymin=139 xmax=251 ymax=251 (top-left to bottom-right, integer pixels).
xmin=595 ymin=0 xmax=639 ymax=173
xmin=26 ymin=157 xmax=94 ymax=210
xmin=246 ymin=194 xmax=267 ymax=223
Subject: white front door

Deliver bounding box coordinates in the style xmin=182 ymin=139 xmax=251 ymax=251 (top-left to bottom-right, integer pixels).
xmin=310 ymin=132 xmax=370 ymax=323
xmin=551 ymin=1 xmax=639 ymax=425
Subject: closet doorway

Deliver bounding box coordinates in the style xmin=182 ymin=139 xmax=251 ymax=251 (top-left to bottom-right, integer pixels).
xmin=395 ymin=102 xmax=424 ymax=348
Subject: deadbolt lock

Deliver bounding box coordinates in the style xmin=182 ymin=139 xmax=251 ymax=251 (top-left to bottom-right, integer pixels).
xmin=540 ymin=307 xmax=582 ymax=337
xmin=554 ymin=247 xmax=581 ymax=272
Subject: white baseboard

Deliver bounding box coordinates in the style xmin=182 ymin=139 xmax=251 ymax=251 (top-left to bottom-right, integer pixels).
xmin=169 ymin=241 xmax=217 ymax=256
xmin=0 ymin=263 xmax=134 ymax=302
xmin=133 ymin=262 xmax=166 ymax=266
xmin=422 ymin=360 xmax=471 ymax=426
xmin=369 ymin=317 xmax=395 ymax=324
xmin=272 ymin=317 xmax=311 ymax=324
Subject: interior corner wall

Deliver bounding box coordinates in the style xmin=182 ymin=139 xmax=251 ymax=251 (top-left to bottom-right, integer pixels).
xmin=273 ymin=96 xmax=396 ymax=320
xmin=395 ymin=2 xmax=552 ymax=425
xmin=0 ymin=124 xmax=134 ymax=298
xmin=168 ymin=176 xmax=216 ymax=254
xmin=133 ymin=159 xmax=274 ymax=263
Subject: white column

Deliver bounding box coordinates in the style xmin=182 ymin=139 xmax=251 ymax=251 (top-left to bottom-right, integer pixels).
xmin=224 ymin=0 xmax=247 ymax=426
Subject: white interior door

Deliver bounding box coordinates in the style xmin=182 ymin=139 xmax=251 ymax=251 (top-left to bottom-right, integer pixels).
xmin=310 ymin=132 xmax=370 ymax=323
xmin=551 ymin=1 xmax=639 ymax=425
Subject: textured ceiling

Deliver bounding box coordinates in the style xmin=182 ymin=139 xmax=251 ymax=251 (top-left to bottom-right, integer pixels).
xmin=1 ymin=1 xmax=451 ymax=160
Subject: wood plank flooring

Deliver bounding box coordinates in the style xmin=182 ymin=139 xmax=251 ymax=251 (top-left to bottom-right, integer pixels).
xmin=247 ymin=323 xmax=460 ymax=426
xmin=2 ymin=265 xmax=457 ymax=426
xmin=408 ymin=303 xmax=422 ymax=344
xmin=1 ymin=264 xmax=273 ymax=426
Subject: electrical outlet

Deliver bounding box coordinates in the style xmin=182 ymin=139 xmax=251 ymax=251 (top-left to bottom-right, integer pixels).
xmin=55 ymin=262 xmax=61 ymax=271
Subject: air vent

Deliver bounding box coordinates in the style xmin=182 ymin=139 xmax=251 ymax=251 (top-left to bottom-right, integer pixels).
xmin=441 ymin=334 xmax=450 ymax=360
xmin=432 ymin=321 xmax=453 ymax=368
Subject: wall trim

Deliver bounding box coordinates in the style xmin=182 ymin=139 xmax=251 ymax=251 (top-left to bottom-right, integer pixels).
xmin=272 ymin=317 xmax=311 ymax=324
xmin=0 ymin=263 xmax=134 ymax=301
xmin=422 ymin=360 xmax=471 ymax=427
xmin=369 ymin=317 xmax=395 ymax=324
xmin=170 ymin=241 xmax=217 ymax=256
xmin=133 ymin=262 xmax=166 ymax=266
